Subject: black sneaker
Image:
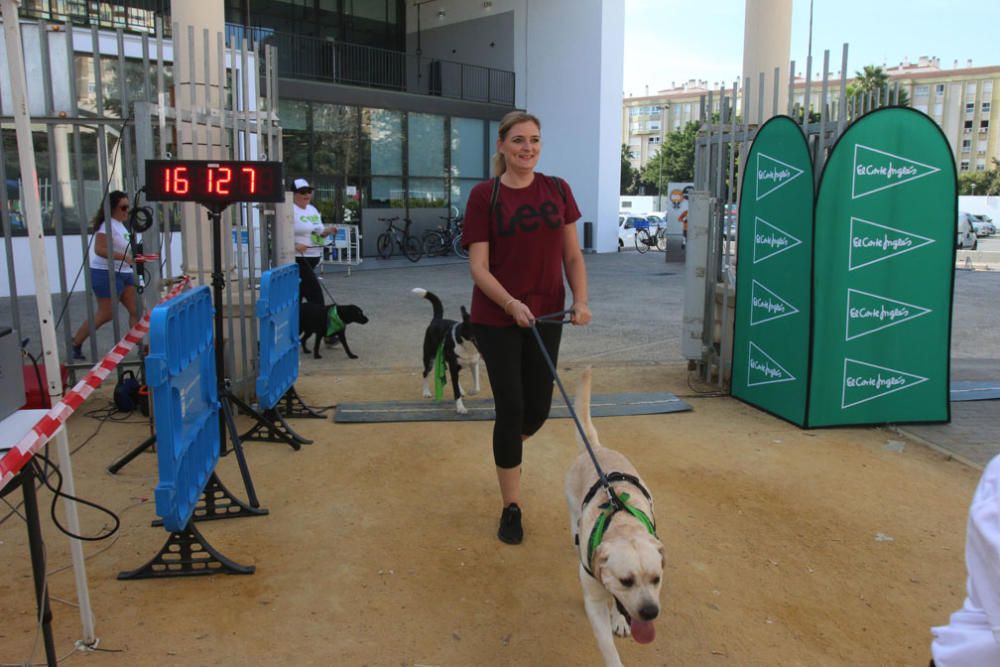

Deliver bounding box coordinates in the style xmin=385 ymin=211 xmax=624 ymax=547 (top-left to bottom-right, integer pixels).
xmin=497 ymin=503 xmax=523 ymax=545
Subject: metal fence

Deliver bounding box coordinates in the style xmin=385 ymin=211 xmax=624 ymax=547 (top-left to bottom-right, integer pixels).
xmin=227 ymin=24 xmax=516 ymax=106
xmin=689 ymin=44 xmax=908 ymax=387
xmin=0 ymin=18 xmax=282 ymax=399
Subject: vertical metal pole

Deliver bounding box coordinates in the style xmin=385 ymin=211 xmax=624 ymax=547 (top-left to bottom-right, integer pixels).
xmin=817 ymin=49 xmax=831 ymax=184
xmin=757 ymin=72 xmax=765 ymax=125
xmin=787 ymin=60 xmax=796 ymax=116
xmin=92 ymin=26 xmax=122 ymax=355
xmin=2 ymin=0 xmax=95 ymax=645
xmin=803 ymin=55 xmax=812 ymax=132
xmin=837 ymin=44 xmax=849 ymax=136
xmin=20 ymin=467 xmax=58 ymax=667
xmin=772 ymin=66 xmax=780 ymax=118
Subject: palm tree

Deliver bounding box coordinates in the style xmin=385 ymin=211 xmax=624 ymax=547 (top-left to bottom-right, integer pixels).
xmin=847 ymin=65 xmax=910 ymax=107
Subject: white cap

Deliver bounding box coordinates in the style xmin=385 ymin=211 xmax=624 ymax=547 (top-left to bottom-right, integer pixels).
xmin=293 ymin=178 xmax=312 ymax=191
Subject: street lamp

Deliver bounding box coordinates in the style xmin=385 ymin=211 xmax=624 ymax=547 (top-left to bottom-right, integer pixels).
xmin=971 ymin=182 xmax=976 ymax=196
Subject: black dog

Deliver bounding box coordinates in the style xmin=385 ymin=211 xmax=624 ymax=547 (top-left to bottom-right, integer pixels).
xmin=412 ymin=288 xmax=480 ymax=414
xmin=299 ymin=303 xmax=368 ymax=359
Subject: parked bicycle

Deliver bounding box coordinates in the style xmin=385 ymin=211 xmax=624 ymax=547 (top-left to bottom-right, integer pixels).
xmin=421 ymin=213 xmax=464 ymax=258
xmin=634 ymin=218 xmax=667 ymax=253
xmin=450 ymin=217 xmax=468 ymax=259
xmin=376 ymin=216 xmax=422 ymax=262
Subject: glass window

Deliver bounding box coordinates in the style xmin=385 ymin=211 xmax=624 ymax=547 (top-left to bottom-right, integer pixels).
xmin=962 ymin=139 xmax=971 ymax=151
xmin=451 ymin=117 xmax=485 ymax=179
xmin=967 ymin=82 xmax=978 ymax=96
xmin=966 ymin=102 xmax=976 ymax=113
xmin=915 ymin=85 xmax=929 ymax=97
xmin=74 ymin=55 xmax=172 ymax=119
xmin=407 ymin=113 xmax=445 ymax=207
xmin=984 ymin=102 xmax=992 ymax=113
xmin=364 ymin=107 xmax=402 ymax=207
xmin=981 ymin=120 xmax=990 ymax=131
xmin=976 ymin=161 xmax=986 ymax=171
xmin=935 ymin=84 xmax=945 ymax=95
xmin=934 ymin=102 xmax=943 ymax=116
xmin=279 ymin=99 xmax=311 ymax=178
xmin=985 ymin=82 xmax=994 ymax=94
xmin=960 ymin=160 xmax=969 ymax=171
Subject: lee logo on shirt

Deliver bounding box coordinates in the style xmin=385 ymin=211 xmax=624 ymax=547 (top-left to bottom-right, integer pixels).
xmin=496 ymin=201 xmax=562 ymax=237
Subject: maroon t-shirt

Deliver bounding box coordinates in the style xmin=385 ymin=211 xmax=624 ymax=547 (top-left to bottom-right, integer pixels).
xmin=463 ymin=173 xmax=581 ymax=326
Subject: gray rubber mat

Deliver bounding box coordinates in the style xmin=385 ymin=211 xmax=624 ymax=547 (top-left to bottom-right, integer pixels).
xmin=334 ymin=392 xmax=692 ymax=423
xmin=950 ymin=381 xmax=1000 ymax=402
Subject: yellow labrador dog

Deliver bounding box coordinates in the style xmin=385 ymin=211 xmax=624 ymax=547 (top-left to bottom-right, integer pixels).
xmin=565 ymin=367 xmax=664 ymax=667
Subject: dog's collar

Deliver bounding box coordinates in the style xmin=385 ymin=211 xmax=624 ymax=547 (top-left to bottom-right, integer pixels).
xmin=578 ymin=473 xmax=657 ymax=579
xmin=325 ymin=306 xmax=345 ymax=336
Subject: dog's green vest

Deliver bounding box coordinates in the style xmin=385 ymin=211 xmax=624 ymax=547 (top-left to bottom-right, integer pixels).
xmin=325 ymin=306 xmax=345 ymax=337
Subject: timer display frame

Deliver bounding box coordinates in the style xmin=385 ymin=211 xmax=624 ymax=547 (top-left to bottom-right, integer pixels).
xmin=144 ymin=160 xmax=285 ymax=204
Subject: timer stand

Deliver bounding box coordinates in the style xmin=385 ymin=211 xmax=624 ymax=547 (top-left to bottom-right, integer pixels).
xmin=142 ymin=160 xmax=286 ymax=515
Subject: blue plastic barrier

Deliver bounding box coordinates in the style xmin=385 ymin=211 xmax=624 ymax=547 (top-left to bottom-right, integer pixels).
xmin=256 ymin=263 xmax=300 ymax=410
xmin=145 ymin=286 xmax=220 ymax=532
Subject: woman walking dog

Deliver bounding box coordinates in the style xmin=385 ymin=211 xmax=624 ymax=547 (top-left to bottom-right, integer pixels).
xmin=463 ymin=110 xmax=591 ymax=544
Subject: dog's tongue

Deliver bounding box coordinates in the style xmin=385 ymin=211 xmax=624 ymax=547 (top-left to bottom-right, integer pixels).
xmin=630 ymin=619 xmax=655 ymax=644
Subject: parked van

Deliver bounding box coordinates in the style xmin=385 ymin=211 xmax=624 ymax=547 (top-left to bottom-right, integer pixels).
xmin=957 ymin=212 xmax=978 ymax=250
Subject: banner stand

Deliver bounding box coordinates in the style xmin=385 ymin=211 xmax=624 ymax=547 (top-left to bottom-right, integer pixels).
xmin=118 ymin=518 xmax=254 ymax=580
xmin=279 ymin=387 xmax=327 ymax=420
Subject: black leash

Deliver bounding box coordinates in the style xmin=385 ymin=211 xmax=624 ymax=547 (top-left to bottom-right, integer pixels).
xmin=529 ymin=310 xmax=625 ymax=512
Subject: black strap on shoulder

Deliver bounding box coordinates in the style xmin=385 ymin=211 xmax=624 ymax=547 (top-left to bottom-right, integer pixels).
xmin=548 ymin=175 xmax=566 ymax=203
xmin=489 ymin=176 xmax=501 ymax=210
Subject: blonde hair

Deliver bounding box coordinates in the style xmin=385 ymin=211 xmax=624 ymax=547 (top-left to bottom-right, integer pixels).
xmin=491 ymin=111 xmax=542 ymax=177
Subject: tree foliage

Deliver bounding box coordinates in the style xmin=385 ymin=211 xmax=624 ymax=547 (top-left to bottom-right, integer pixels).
xmin=958 ymin=158 xmax=1000 ymax=195
xmin=846 ymin=65 xmax=910 ymax=106
xmin=621 ymin=144 xmax=639 ymax=195
xmin=639 ymin=121 xmax=700 ymax=193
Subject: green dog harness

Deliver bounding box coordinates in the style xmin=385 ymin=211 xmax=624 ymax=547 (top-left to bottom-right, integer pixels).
xmin=578 ymin=472 xmax=657 ymax=579
xmin=325 ymin=306 xmax=345 ymax=337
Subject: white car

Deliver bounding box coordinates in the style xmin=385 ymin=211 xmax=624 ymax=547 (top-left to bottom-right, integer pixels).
xmin=970 ymin=214 xmax=996 ymax=237
xmin=618 ymin=215 xmax=648 ymax=251
xmin=957 ymin=212 xmax=979 ymax=250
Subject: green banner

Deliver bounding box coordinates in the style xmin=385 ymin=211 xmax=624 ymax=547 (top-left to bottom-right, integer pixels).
xmin=808 ymin=107 xmax=955 ymax=426
xmin=731 ymin=116 xmax=814 ymax=425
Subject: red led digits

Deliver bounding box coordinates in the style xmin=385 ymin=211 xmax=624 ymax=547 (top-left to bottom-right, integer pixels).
xmin=241 ymin=167 xmax=256 ymax=194
xmin=208 ymin=166 xmax=233 ymax=195
xmin=145 ymin=160 xmax=284 ymax=203
xmin=164 ymin=166 xmax=190 ymax=194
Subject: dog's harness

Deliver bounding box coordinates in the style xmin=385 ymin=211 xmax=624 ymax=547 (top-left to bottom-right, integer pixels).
xmin=576 ymin=472 xmax=657 ymax=579
xmin=325 ymin=306 xmax=345 ymax=337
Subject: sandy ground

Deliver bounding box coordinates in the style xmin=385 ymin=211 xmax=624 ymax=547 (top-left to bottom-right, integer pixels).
xmin=0 ymin=360 xmax=984 ymax=667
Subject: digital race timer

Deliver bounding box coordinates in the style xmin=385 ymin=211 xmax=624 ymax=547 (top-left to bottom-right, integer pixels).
xmin=144 ymin=160 xmax=285 ymax=203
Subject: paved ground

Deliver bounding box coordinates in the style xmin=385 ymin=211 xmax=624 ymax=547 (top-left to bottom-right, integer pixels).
xmin=2 ymin=249 xmax=999 ymax=666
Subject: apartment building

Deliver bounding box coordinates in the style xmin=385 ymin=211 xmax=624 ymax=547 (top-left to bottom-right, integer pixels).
xmin=624 ymin=56 xmax=1000 ymax=175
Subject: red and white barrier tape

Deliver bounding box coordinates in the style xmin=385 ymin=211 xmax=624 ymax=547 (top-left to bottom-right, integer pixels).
xmin=0 ymin=276 xmax=191 ymax=493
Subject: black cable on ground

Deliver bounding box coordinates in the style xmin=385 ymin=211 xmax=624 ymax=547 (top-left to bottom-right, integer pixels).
xmin=30 ymin=452 xmax=119 ymax=542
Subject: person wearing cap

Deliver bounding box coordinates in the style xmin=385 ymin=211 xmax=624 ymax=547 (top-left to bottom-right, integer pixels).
xmin=291 ymin=178 xmax=335 ymax=305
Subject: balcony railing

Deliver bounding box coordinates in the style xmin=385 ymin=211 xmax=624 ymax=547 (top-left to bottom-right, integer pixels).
xmin=227 ymin=24 xmax=515 ymax=107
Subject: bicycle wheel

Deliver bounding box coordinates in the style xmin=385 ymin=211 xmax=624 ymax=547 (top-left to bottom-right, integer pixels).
xmin=422 ymin=230 xmax=447 ymax=257
xmin=635 ymin=228 xmax=651 ymax=254
xmin=403 ymin=235 xmax=423 ymax=262
xmin=656 ymin=228 xmax=667 ymax=252
xmin=452 ymin=232 xmax=469 ymax=259
xmin=376 ymin=232 xmax=393 ymax=259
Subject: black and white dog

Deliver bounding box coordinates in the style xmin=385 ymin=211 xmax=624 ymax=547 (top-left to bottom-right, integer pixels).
xmin=299 ymin=302 xmax=369 ymax=359
xmin=412 ymin=288 xmax=480 ymax=414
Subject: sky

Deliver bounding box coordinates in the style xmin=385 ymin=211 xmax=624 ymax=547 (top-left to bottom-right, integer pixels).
xmin=624 ymin=0 xmax=1000 ymax=98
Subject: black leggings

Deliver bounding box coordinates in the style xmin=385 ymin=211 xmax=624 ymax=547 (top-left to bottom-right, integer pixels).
xmin=474 ymin=323 xmax=562 ymax=469
xmin=296 ymin=256 xmax=324 ymax=305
